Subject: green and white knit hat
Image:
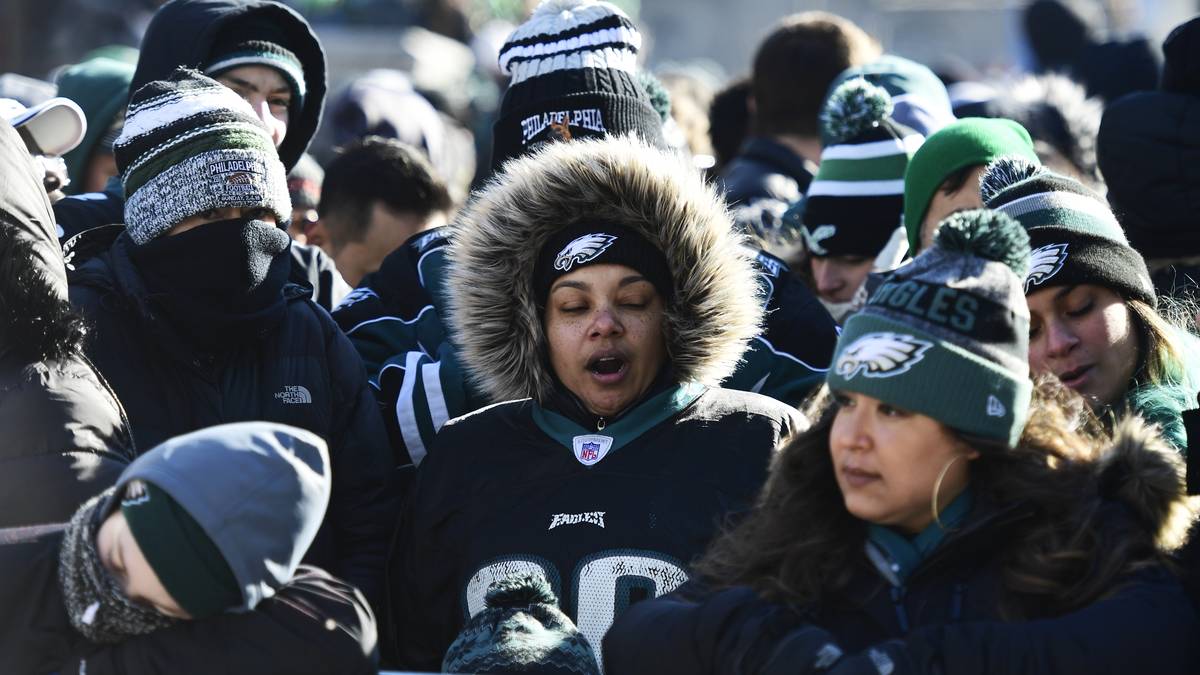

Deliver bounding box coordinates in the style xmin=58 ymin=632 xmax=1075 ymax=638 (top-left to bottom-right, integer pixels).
xmin=980 ymin=157 xmax=1155 ymax=306
xmin=115 ymin=68 xmax=290 ymax=244
xmin=801 ymin=79 xmax=924 ymax=259
xmin=828 ymin=209 xmax=1034 ymax=447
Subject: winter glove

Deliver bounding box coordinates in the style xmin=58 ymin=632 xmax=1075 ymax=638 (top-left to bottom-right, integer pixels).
xmin=825 ymin=641 xmax=915 ymax=675
xmin=747 ymin=624 xmax=845 ymax=675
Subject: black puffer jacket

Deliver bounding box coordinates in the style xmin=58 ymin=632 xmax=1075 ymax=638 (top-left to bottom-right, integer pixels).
xmin=604 ymin=423 xmax=1200 ymax=675
xmin=0 ymin=117 xmax=134 ymax=526
xmin=68 ymin=232 xmax=398 ymax=615
xmin=1098 ymin=16 xmax=1200 ymax=270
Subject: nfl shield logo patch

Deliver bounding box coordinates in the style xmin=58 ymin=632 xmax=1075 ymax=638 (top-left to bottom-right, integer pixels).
xmin=572 ymin=434 xmax=613 ymax=466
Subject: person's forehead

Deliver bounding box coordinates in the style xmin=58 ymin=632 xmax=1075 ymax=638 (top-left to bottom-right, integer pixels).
xmin=217 ymin=64 xmax=289 ymax=92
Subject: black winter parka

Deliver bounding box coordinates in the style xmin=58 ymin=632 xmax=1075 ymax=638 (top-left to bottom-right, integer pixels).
xmin=68 ymin=232 xmax=399 ymax=615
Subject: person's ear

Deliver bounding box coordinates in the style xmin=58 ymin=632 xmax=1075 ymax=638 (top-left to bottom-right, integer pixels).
xmin=303 ymin=218 xmax=329 ymax=252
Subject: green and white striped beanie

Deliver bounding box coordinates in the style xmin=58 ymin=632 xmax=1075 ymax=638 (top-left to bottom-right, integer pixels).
xmin=828 ymin=209 xmax=1034 ymax=447
xmin=115 ymin=67 xmax=290 ymax=245
xmin=800 ymin=79 xmax=924 ymax=259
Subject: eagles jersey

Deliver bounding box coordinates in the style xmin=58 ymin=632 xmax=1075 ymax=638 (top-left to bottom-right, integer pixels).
xmin=390 ymin=384 xmax=803 ymax=671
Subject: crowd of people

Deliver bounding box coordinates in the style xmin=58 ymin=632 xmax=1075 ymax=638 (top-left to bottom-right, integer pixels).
xmin=0 ymin=0 xmax=1198 ymax=673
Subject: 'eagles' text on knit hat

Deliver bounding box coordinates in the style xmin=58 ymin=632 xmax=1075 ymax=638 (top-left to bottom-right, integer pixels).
xmin=490 ymin=0 xmax=666 ymax=170
xmin=114 ymin=67 xmax=291 ymax=244
xmin=980 ymin=156 xmax=1155 ymax=307
xmin=827 ymin=210 xmax=1034 ymax=447
xmin=801 ymin=79 xmax=924 ymax=260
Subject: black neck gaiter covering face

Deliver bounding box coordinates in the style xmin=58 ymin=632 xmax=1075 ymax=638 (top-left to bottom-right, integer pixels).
xmin=130 ymin=219 xmax=291 ymax=350
xmin=58 ymin=490 xmax=177 ymax=644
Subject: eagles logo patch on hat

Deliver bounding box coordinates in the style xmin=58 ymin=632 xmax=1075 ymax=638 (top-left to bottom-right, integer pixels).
xmin=835 ymin=332 xmax=932 ymax=379
xmin=802 ymin=224 xmax=837 ymax=256
xmin=554 ymin=233 xmax=616 ymax=272
xmin=1025 ymin=243 xmax=1069 ymax=292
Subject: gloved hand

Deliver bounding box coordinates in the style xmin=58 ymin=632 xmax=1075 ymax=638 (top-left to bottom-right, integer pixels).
xmin=752 ymin=624 xmax=845 ymax=675
xmin=825 ymin=641 xmax=913 ymax=675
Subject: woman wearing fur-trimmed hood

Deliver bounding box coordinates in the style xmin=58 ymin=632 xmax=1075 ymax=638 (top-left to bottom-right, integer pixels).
xmin=390 ymin=136 xmax=803 ymax=671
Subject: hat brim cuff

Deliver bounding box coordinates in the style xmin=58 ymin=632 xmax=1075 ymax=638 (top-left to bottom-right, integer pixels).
xmin=829 ymin=313 xmax=1032 ymax=447
xmin=124 ymin=148 xmax=291 ymax=244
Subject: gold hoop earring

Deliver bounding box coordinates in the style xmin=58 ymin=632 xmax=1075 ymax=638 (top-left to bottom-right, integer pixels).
xmin=931 ymin=454 xmax=966 ymax=529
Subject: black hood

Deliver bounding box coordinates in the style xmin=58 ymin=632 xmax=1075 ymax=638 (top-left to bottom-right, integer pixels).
xmin=1098 ymin=91 xmax=1200 ymax=260
xmin=131 ymin=0 xmax=326 ymax=171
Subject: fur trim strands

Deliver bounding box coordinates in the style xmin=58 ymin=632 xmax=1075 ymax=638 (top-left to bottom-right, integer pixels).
xmin=448 ymin=135 xmax=763 ymax=404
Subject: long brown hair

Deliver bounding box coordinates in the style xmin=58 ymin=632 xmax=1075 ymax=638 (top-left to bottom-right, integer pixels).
xmin=696 ymin=378 xmax=1179 ymax=619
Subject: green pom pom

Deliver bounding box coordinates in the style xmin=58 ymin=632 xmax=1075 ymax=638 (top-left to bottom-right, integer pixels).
xmin=484 ymin=574 xmax=557 ymax=608
xmin=821 ymin=79 xmax=893 ymax=144
xmin=979 ymin=156 xmax=1045 ymax=205
xmin=636 ymin=70 xmax=672 ymax=124
xmin=933 ymin=208 xmax=1031 ymax=277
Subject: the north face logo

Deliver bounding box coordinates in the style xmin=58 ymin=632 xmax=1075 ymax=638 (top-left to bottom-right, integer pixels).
xmin=802 ymin=224 xmax=836 ymax=256
xmin=836 ymin=332 xmax=933 ymax=379
xmin=1026 ymin=243 xmax=1069 ymax=292
xmin=554 ymin=233 xmax=616 ymax=273
xmin=274 ymin=385 xmax=312 ymax=404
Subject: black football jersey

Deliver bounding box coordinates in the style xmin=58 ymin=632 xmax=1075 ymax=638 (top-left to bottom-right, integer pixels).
xmin=391 ymin=385 xmax=801 ymax=671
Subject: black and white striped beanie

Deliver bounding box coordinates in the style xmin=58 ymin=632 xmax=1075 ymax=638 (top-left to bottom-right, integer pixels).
xmin=491 ymin=0 xmax=666 ymax=170
xmin=115 ymin=68 xmax=291 ymax=245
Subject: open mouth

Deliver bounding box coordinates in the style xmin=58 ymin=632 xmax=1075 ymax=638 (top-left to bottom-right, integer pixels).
xmin=1058 ymin=364 xmax=1093 ymax=388
xmin=587 ymin=353 xmax=628 ymax=381
xmin=841 ymin=466 xmax=880 ymax=488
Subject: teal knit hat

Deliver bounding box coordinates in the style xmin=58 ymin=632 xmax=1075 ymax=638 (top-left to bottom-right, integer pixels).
xmin=903 ymin=118 xmax=1039 ymax=253
xmin=828 ymin=209 xmax=1034 ymax=446
xmin=120 ymin=481 xmax=242 ymax=618
xmin=980 ymin=156 xmax=1155 ymax=307
xmin=55 ymin=56 xmax=135 ymax=196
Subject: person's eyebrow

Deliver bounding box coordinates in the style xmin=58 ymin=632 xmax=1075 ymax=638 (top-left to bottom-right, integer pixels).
xmin=618 ymin=275 xmax=649 ymax=288
xmin=1054 ymin=285 xmax=1077 ymax=301
xmin=269 ymin=84 xmax=291 ymax=97
xmin=220 ymin=75 xmax=259 ymax=93
xmin=551 ymin=280 xmax=589 ymax=292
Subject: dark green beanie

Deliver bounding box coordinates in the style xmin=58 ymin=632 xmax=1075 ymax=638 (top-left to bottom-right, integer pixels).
xmin=828 ymin=209 xmax=1034 ymax=447
xmin=980 ymin=157 xmax=1156 ymax=307
xmin=55 ymin=57 xmax=135 ymax=196
xmin=903 ymin=118 xmax=1039 ymax=253
xmin=120 ymin=481 xmax=242 ymax=619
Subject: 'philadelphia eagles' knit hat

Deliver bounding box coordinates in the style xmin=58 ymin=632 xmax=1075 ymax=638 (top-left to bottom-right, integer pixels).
xmin=115 ymin=68 xmax=291 ymax=244
xmin=828 ymin=209 xmax=1033 ymax=446
xmin=443 ymin=575 xmax=600 ymax=674
xmin=490 ymin=0 xmax=665 ymax=170
xmin=800 ymin=79 xmax=923 ymax=260
xmin=980 ymin=157 xmax=1155 ymax=306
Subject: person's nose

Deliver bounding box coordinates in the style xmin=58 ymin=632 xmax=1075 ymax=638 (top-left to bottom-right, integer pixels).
xmin=589 ymin=306 xmax=623 ymax=338
xmin=1043 ymin=319 xmax=1080 ymax=359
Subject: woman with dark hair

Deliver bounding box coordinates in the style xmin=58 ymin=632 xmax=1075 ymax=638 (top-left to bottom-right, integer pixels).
xmin=602 ymin=211 xmax=1199 ymax=674
xmin=390 ymin=136 xmax=802 ymax=671
xmin=982 ymin=158 xmax=1200 ymax=451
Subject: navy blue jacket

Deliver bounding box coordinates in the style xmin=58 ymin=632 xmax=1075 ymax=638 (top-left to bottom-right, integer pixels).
xmin=605 ymin=500 xmax=1200 ymax=675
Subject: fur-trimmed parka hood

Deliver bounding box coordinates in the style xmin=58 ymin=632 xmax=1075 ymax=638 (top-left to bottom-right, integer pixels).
xmin=1096 ymin=418 xmax=1196 ymax=552
xmin=447 ymin=136 xmax=763 ymax=404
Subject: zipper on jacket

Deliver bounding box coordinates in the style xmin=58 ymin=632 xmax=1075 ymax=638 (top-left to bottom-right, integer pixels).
xmin=597 ymin=417 xmax=606 ymax=431
xmin=890 ymin=585 xmax=910 ymax=633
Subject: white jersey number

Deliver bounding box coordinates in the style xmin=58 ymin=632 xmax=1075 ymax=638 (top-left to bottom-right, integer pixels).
xmin=465 ymin=550 xmax=689 ymax=672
